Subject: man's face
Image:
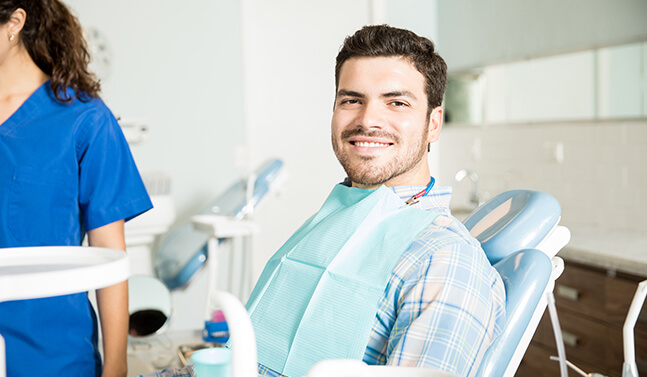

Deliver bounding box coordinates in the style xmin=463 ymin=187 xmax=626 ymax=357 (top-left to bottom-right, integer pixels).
xmin=332 ymin=56 xmax=442 ymax=189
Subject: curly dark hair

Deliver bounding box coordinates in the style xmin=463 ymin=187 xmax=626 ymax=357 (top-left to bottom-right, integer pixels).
xmin=0 ymin=0 xmax=100 ymax=102
xmin=335 ymin=25 xmax=447 ymax=113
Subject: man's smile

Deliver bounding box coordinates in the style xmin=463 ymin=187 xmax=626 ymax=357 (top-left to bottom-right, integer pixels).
xmin=349 ymin=138 xmax=393 ymax=148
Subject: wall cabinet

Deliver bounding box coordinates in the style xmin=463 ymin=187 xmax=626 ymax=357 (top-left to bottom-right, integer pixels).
xmin=516 ymin=261 xmax=647 ymax=377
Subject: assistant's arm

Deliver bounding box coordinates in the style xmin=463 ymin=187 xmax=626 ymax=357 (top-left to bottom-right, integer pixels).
xmin=88 ymin=220 xmax=128 ymax=377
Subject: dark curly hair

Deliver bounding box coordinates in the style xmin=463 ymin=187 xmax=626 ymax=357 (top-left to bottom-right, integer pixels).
xmin=0 ymin=0 xmax=100 ymax=102
xmin=335 ymin=25 xmax=447 ymax=114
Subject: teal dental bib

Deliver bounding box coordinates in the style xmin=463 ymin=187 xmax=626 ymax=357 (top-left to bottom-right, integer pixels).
xmin=246 ymin=184 xmax=440 ymax=377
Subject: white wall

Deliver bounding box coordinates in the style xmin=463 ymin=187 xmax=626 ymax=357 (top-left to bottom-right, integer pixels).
xmin=64 ymin=0 xmax=246 ymax=224
xmin=240 ymin=0 xmax=371 ymax=282
xmin=437 ymin=121 xmax=647 ymax=233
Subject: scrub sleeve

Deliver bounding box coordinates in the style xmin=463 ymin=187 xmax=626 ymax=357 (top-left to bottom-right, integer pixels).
xmin=0 ymin=82 xmax=153 ymax=376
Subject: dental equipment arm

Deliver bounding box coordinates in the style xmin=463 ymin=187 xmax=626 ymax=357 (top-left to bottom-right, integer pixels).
xmin=623 ymin=280 xmax=647 ymax=377
xmin=547 ymin=291 xmax=569 ymax=377
xmin=192 ymin=215 xmax=258 ymax=321
xmin=545 ymin=278 xmax=647 ymax=377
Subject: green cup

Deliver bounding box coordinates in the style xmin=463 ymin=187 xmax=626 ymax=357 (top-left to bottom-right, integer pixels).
xmin=190 ymin=347 xmax=232 ymax=377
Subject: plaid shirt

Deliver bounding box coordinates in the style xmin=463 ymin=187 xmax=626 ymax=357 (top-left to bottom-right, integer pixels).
xmin=361 ymin=185 xmax=506 ymax=377
xmin=258 ymin=185 xmax=506 ymax=377
xmin=141 ymin=185 xmax=505 ymax=377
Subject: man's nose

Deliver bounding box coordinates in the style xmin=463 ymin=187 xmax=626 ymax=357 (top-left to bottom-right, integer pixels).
xmin=357 ymin=101 xmax=384 ymax=129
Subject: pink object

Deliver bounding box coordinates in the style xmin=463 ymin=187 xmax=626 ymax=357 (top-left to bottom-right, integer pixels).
xmin=212 ymin=310 xmax=227 ymax=322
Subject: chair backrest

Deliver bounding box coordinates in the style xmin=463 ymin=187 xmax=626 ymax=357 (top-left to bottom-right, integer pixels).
xmin=463 ymin=190 xmax=562 ymax=265
xmin=461 ymin=190 xmax=569 ymax=377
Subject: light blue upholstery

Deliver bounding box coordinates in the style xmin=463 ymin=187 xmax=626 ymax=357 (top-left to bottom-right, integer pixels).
xmin=463 ymin=190 xmax=561 ymax=265
xmin=474 ymin=249 xmax=552 ymax=377
xmin=461 ymin=190 xmax=562 ymax=377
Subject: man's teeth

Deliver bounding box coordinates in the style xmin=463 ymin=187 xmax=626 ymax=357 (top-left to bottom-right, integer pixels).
xmin=354 ymin=141 xmax=389 ymax=147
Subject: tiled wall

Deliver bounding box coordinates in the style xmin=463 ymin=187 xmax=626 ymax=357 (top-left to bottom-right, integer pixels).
xmin=436 ymin=120 xmax=646 ymax=232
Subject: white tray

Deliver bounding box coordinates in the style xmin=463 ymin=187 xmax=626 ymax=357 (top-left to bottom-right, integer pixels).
xmin=0 ymin=246 xmax=129 ymax=302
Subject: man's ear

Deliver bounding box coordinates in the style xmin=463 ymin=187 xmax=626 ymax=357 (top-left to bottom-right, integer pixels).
xmin=427 ymin=106 xmax=443 ymax=144
xmin=7 ymin=8 xmax=27 ymax=37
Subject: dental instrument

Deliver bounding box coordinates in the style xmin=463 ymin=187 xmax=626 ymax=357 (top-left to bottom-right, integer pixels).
xmin=404 ymin=177 xmax=435 ymax=205
xmin=622 ymin=280 xmax=647 ymax=377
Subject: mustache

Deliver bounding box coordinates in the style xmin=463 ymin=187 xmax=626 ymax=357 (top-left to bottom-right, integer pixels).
xmin=340 ymin=128 xmax=400 ymax=142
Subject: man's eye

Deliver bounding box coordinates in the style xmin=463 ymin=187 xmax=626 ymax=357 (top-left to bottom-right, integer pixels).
xmin=341 ymin=99 xmax=360 ymax=105
xmin=390 ymin=101 xmax=408 ymax=107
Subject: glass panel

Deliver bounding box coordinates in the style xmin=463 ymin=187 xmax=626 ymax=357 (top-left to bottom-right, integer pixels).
xmin=445 ymin=41 xmax=647 ymax=125
xmin=597 ymin=43 xmax=643 ymax=118
xmin=483 ymin=65 xmax=507 ymax=124
xmin=505 ymin=51 xmax=595 ymax=122
xmin=444 ymin=73 xmax=484 ymax=124
xmin=643 ymin=42 xmax=647 ymax=117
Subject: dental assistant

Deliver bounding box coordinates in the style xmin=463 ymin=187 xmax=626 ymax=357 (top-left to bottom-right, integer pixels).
xmin=0 ymin=1 xmax=152 ymax=377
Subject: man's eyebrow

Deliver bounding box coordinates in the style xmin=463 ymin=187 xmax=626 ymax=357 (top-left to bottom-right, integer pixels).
xmin=336 ymin=89 xmax=365 ymax=98
xmin=382 ymin=90 xmax=417 ymax=100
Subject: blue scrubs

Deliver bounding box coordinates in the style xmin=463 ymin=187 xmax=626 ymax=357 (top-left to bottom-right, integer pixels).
xmin=0 ymin=82 xmax=153 ymax=376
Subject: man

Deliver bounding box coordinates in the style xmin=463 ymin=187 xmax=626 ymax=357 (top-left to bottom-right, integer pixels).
xmin=323 ymin=25 xmax=505 ymax=375
xmin=148 ymin=25 xmax=504 ymax=377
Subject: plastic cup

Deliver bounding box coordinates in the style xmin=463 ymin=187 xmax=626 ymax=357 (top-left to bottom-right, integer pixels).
xmin=190 ymin=347 xmax=232 ymax=377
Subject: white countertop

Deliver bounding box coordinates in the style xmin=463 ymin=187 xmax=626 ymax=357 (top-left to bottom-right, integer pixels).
xmin=451 ymin=207 xmax=647 ymax=277
xmin=559 ymin=225 xmax=647 ymax=277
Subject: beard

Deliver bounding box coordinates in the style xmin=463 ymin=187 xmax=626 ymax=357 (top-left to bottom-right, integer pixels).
xmin=332 ymin=124 xmax=429 ymax=187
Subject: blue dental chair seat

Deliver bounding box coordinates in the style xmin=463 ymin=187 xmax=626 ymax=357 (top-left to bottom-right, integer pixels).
xmin=475 ymin=248 xmax=552 ymax=377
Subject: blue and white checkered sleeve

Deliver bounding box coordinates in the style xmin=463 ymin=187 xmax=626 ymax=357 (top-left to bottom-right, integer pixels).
xmin=135 ymin=365 xmax=196 ymax=377
xmin=364 ymin=220 xmax=506 ymax=377
xmin=136 ymin=362 xmax=283 ymax=377
xmin=257 ymin=363 xmax=285 ymax=376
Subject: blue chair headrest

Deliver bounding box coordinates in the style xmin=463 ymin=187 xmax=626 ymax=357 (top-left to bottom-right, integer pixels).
xmin=463 ymin=190 xmax=561 ymax=265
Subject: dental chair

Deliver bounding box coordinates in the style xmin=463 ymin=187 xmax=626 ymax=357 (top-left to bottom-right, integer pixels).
xmin=155 ymin=159 xmax=286 ymax=291
xmin=207 ymin=189 xmax=572 ymax=377
xmin=467 ymin=190 xmax=570 ymax=377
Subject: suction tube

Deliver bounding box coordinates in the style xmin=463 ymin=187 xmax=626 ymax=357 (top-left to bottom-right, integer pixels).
xmin=547 ymin=292 xmax=569 ymax=377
